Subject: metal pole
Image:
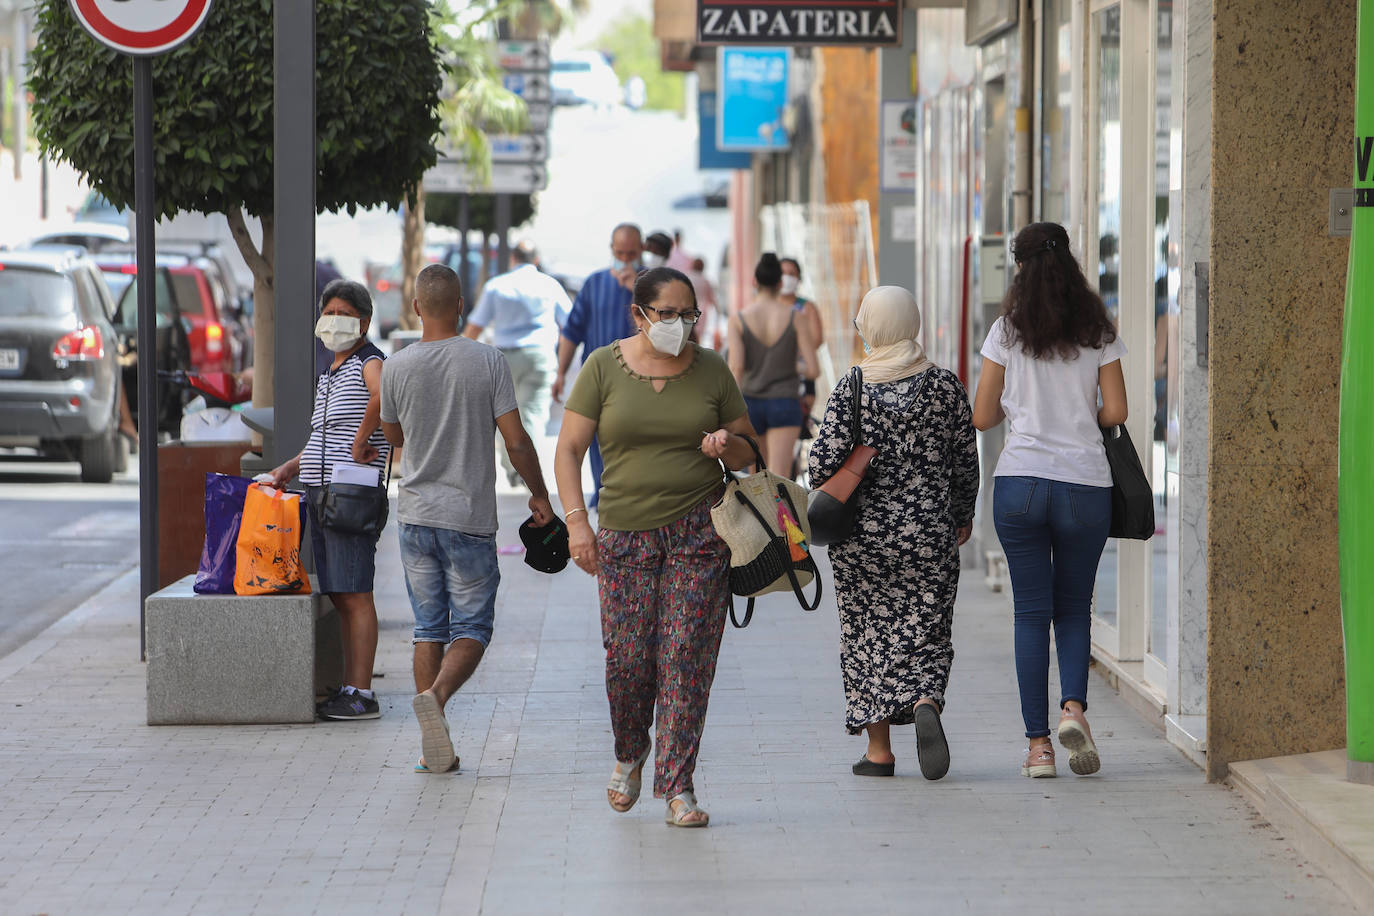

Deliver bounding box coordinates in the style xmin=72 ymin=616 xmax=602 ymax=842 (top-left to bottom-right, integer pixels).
xmin=458 ymin=194 xmax=469 ymax=289
xmin=273 ymin=0 xmax=316 ymax=466
xmin=134 ymin=56 xmax=158 ymax=657
xmin=496 ymin=194 xmax=511 ymax=273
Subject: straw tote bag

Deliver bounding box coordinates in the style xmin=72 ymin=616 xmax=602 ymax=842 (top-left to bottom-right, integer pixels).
xmin=709 ymin=437 xmax=822 ymax=628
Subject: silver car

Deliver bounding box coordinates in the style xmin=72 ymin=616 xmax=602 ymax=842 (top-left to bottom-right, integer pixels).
xmin=0 ymin=249 xmax=124 ymax=482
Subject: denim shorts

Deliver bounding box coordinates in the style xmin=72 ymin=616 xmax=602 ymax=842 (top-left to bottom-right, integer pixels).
xmin=745 ymin=395 xmax=803 ymax=433
xmin=398 ymin=522 xmax=500 ymax=646
xmin=306 ymin=495 xmax=380 ymax=594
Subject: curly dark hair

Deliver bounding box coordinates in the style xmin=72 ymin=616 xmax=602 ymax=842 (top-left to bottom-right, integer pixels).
xmin=1000 ymin=222 xmax=1117 ymax=359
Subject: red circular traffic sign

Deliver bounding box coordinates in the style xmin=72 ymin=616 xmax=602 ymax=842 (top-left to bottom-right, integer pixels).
xmin=69 ymin=0 xmax=213 ymax=56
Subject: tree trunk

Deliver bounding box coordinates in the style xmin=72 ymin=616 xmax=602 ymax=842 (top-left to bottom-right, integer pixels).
xmin=399 ymin=189 xmax=426 ymax=331
xmin=227 ymin=206 xmax=276 ymax=407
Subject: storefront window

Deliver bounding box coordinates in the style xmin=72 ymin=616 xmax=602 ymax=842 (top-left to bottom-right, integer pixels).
xmin=1040 ymin=0 xmax=1073 ymax=226
xmin=1094 ymin=4 xmax=1122 ymax=625
xmin=1150 ymin=1 xmax=1176 ymax=668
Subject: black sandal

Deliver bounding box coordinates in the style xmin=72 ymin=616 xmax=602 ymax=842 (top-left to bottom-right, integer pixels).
xmin=851 ymin=755 xmax=895 ymax=777
xmin=914 ymin=704 xmax=950 ymax=780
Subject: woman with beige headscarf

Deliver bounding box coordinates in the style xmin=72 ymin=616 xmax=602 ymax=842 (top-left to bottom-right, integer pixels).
xmin=808 ymin=286 xmax=979 ymax=781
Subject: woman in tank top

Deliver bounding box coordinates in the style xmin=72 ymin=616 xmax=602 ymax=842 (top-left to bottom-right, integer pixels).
xmin=727 ymin=252 xmax=819 ymax=473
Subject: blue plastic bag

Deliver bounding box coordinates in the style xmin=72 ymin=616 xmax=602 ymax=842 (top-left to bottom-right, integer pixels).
xmin=194 ymin=472 xmax=252 ymax=594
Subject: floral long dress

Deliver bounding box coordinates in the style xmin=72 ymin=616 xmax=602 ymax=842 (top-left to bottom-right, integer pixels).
xmin=807 ymin=367 xmax=979 ymax=734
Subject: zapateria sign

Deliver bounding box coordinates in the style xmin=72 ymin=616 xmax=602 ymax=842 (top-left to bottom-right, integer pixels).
xmin=697 ymin=1 xmax=902 ymax=46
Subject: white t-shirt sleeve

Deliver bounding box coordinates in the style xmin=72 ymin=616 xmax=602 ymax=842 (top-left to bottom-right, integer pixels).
xmin=1099 ymin=333 xmax=1128 ymax=365
xmin=980 ymin=316 xmax=1010 ymax=365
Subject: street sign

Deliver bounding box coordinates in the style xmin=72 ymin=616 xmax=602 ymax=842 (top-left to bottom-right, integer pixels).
xmin=489 ymin=134 xmax=549 ymax=163
xmin=524 ymin=102 xmax=551 ymax=133
xmin=424 ymin=160 xmax=548 ymax=194
xmin=502 ymin=72 xmax=551 ymax=105
xmin=68 ymin=0 xmax=214 ymax=56
xmin=495 ymin=39 xmax=549 ymax=72
xmin=717 ymin=47 xmax=791 ymax=151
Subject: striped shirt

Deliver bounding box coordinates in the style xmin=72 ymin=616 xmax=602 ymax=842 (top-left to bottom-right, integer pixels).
xmin=561 ymin=268 xmax=635 ymax=360
xmin=300 ymin=343 xmax=389 ymax=486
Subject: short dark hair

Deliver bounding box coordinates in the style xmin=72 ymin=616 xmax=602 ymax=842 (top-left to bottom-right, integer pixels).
xmin=319 ymin=278 xmax=373 ymax=319
xmin=512 ymin=240 xmax=538 ymax=265
xmin=754 ymin=252 xmax=783 ymax=289
xmin=633 ymin=266 xmax=697 ymax=315
xmin=611 ymin=223 xmax=642 ymax=244
xmin=415 ymin=263 xmax=462 ymax=317
xmin=645 ymin=231 xmax=673 ymax=256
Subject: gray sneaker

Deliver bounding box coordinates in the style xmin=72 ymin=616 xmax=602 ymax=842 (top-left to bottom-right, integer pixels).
xmin=319 ymin=690 xmax=381 ymax=720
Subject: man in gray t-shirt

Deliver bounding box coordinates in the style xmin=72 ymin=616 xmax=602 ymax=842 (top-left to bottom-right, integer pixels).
xmin=380 ymin=264 xmax=553 ymax=774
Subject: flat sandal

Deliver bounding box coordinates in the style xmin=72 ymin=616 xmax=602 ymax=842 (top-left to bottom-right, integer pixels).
xmin=606 ymin=746 xmax=650 ymax=812
xmin=664 ymin=790 xmax=709 ymax=828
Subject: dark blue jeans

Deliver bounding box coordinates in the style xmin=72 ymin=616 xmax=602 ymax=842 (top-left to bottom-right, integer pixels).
xmin=993 ymin=475 xmax=1112 ymax=738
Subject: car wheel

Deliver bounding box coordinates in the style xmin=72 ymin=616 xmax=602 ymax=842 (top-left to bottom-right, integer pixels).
xmin=79 ymin=427 xmax=117 ymax=483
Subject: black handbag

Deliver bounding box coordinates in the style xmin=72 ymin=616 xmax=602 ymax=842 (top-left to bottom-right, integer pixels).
xmin=309 ymin=360 xmax=391 ymax=537
xmin=807 ymin=367 xmax=875 ymax=546
xmin=1102 ymin=424 xmax=1154 ymax=540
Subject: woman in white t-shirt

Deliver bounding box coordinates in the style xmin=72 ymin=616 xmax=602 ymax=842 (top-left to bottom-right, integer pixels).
xmin=972 ymin=222 xmax=1128 ymax=780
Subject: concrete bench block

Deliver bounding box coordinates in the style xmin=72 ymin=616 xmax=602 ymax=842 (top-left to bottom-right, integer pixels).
xmin=146 ymin=574 xmax=338 ymax=725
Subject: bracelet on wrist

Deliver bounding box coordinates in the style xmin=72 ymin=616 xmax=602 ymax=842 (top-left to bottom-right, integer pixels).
xmin=566 ymin=507 xmax=588 ymax=519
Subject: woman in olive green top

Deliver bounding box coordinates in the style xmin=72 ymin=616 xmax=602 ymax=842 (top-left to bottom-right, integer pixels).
xmin=555 ymin=267 xmax=758 ymax=828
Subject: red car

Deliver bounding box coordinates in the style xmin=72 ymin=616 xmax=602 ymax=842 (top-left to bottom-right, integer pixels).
xmin=168 ymin=264 xmax=242 ymax=374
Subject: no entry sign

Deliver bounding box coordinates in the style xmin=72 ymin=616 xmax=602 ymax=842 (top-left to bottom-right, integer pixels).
xmin=69 ymin=0 xmax=213 ymax=56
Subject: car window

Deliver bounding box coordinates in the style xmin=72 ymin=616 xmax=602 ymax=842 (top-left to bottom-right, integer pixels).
xmin=98 ymin=268 xmax=135 ymax=302
xmin=70 ymin=267 xmax=106 ymax=322
xmin=115 ymin=272 xmax=178 ymax=328
xmin=0 ymin=268 xmax=75 ymax=317
xmin=169 ymin=273 xmax=208 ymax=318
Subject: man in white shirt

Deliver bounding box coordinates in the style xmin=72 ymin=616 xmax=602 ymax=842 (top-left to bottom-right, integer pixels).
xmin=464 ymin=240 xmax=572 ymax=487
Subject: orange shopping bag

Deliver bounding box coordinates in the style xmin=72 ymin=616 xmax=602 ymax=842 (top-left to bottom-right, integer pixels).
xmin=233 ymin=483 xmax=311 ymax=595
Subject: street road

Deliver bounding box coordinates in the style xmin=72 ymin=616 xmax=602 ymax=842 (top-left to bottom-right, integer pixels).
xmin=0 ymin=454 xmax=138 ymax=660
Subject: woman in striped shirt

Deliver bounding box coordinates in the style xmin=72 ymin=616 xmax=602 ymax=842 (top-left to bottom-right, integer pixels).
xmin=268 ymin=279 xmax=390 ymax=721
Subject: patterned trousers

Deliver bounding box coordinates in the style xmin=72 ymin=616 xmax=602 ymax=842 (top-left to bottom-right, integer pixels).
xmin=596 ymin=495 xmax=729 ymax=799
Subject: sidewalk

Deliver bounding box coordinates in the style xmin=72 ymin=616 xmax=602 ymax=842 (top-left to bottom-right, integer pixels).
xmin=0 ymin=493 xmax=1358 ymax=915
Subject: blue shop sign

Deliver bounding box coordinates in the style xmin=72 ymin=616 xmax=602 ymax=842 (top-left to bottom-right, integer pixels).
xmin=717 ymin=47 xmax=791 ymax=151
xmin=699 ymin=91 xmax=752 ymax=169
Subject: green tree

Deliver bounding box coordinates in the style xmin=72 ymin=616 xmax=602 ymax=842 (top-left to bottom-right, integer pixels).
xmin=27 ymin=0 xmax=442 ymax=405
xmin=395 ymin=0 xmax=530 ymax=328
xmin=595 ymin=15 xmax=684 ymax=112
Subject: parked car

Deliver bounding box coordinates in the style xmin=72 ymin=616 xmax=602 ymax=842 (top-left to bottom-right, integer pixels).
xmin=109 ymin=267 xmax=194 ymax=437
xmin=551 ymin=52 xmax=622 ymax=108
xmin=73 ymin=191 xmax=129 ymax=227
xmin=27 ymin=221 xmax=131 ymax=253
xmin=0 ymin=249 xmax=125 ymax=482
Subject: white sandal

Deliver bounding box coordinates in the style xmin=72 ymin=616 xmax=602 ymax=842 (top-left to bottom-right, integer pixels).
xmin=664 ymin=791 xmax=709 ymax=828
xmin=606 ymin=746 xmax=651 ymax=812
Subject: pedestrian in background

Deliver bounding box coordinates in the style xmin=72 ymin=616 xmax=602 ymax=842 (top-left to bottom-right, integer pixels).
xmin=972 ymin=221 xmax=1128 ymax=780
xmin=554 ymin=266 xmax=758 ymax=828
xmin=808 ymin=286 xmax=979 ymax=780
xmin=381 ymin=264 xmax=554 ymax=775
xmin=554 ymin=223 xmax=642 ymax=508
xmin=728 ymin=252 xmax=820 ymax=474
xmin=780 ymin=257 xmax=826 ymax=426
xmin=685 ymin=256 xmax=721 ymax=350
xmin=463 ymin=240 xmax=571 ymax=488
xmin=642 ymin=230 xmax=673 ymax=269
xmin=268 ymin=278 xmax=388 ymax=721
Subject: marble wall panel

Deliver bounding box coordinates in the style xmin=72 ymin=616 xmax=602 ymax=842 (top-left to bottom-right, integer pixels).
xmin=1206 ymin=0 xmax=1352 ymax=781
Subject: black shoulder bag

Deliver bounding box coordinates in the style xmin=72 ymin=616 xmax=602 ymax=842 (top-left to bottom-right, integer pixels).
xmin=1101 ymin=424 xmax=1154 ymax=540
xmin=807 ymin=367 xmax=878 ymax=546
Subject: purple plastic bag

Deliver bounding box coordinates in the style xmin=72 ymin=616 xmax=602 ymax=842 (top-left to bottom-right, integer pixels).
xmin=194 ymin=472 xmax=253 ymax=594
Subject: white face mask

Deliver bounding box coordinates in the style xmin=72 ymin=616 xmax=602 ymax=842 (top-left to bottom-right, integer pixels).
xmin=642 ymin=252 xmax=665 ymax=269
xmin=315 ymin=314 xmax=362 ymax=352
xmin=637 ymin=307 xmax=688 ymax=357
xmin=780 ymin=275 xmax=799 ymax=295
xmin=612 ymin=257 xmax=639 ymax=272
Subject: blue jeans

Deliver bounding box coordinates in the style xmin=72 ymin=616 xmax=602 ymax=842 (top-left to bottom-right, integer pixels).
xmin=398 ymin=522 xmax=500 ymax=646
xmin=992 ymin=475 xmax=1112 ymax=738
